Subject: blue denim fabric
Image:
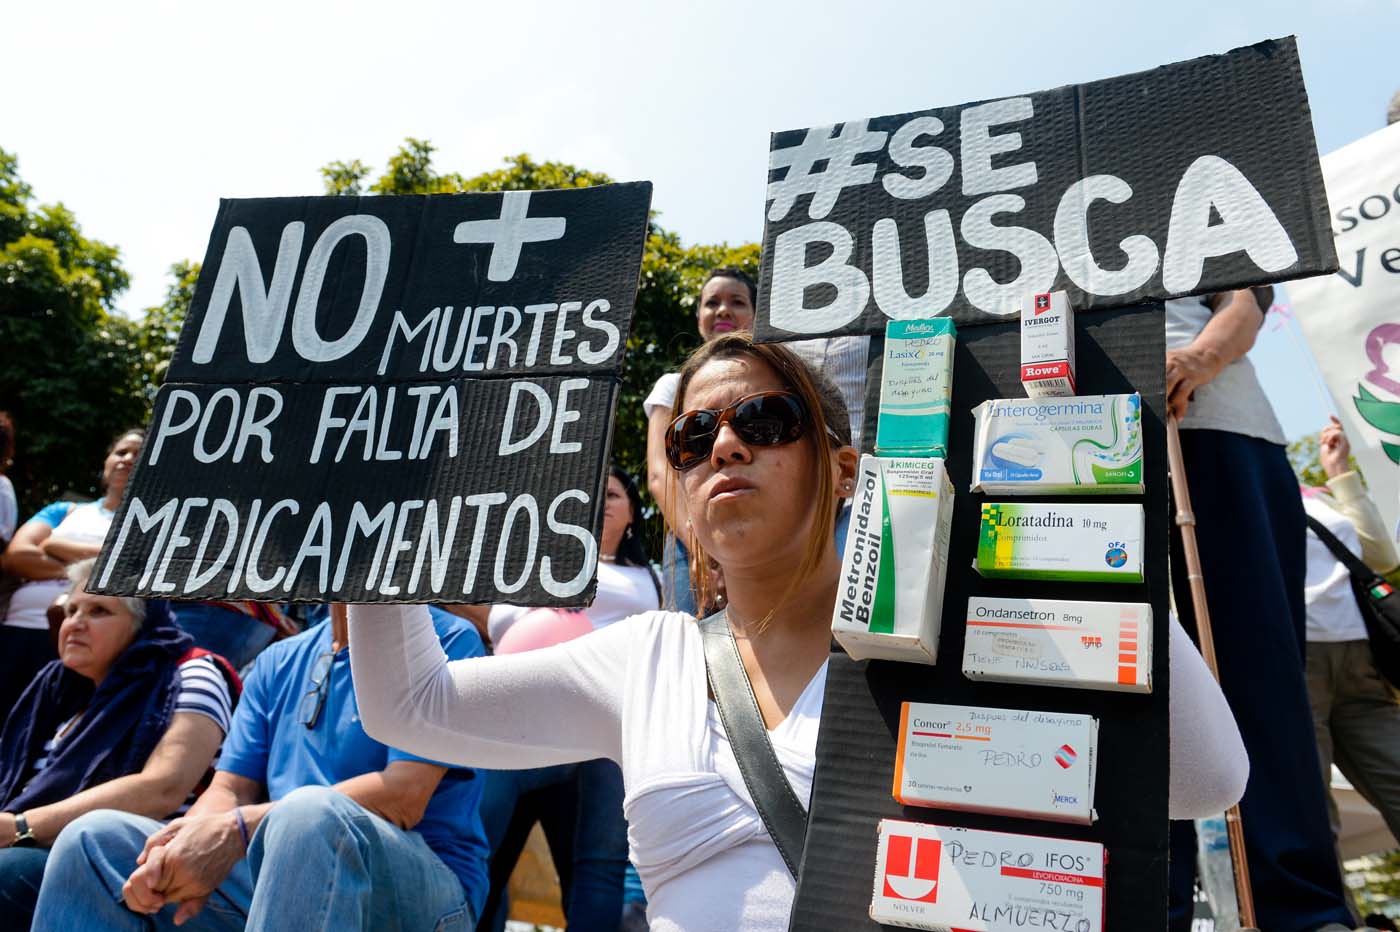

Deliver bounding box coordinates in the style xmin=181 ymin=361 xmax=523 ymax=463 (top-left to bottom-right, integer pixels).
xmin=478 ymin=760 xmax=626 ymax=932
xmin=662 ymin=536 xmax=697 ymax=616
xmin=32 ymin=789 xmax=476 ymax=932
xmin=0 ymin=846 xmax=50 ymax=928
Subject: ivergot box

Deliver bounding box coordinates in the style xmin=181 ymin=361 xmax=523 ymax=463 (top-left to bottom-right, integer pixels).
xmin=832 ymin=456 xmax=955 ymax=664
xmin=1020 ymin=291 xmax=1076 ymax=398
xmin=893 ymin=701 xmax=1098 ymax=824
xmin=875 ymin=318 xmax=957 ymax=458
xmin=870 ymin=819 xmax=1106 ymax=932
xmin=975 ymin=503 xmax=1145 ymax=583
xmin=970 ymin=394 xmax=1144 ymax=495
xmin=962 ymin=597 xmax=1153 ymax=693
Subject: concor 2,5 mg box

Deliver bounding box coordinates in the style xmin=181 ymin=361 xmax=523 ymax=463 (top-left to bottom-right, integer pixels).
xmin=894 ymin=701 xmax=1098 ymax=824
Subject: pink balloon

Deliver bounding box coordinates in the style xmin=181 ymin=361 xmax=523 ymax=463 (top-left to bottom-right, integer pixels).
xmin=494 ymin=608 xmax=594 ymax=654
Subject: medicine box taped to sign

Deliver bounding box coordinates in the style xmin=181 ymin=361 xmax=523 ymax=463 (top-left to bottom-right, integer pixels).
xmin=755 ymin=36 xmax=1336 ymax=341
xmin=92 ymin=184 xmax=653 ymax=605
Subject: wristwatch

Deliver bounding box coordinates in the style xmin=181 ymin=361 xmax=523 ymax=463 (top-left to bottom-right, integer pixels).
xmin=11 ymin=812 xmax=35 ymax=847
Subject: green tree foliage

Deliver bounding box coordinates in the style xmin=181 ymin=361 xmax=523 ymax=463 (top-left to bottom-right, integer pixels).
xmin=136 ymin=259 xmax=200 ymax=399
xmin=1287 ymin=433 xmax=1362 ymax=489
xmin=0 ymin=146 xmax=149 ymax=513
xmin=322 ymin=139 xmax=760 ymax=550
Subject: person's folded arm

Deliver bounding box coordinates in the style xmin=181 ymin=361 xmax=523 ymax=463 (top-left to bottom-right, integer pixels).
xmin=332 ymin=759 xmax=445 ymax=831
xmin=39 ymin=535 xmax=104 ymax=565
xmin=0 ymin=712 xmax=225 ymax=848
xmin=0 ymin=520 xmax=66 ymax=580
xmin=348 ymin=603 xmax=629 ymax=770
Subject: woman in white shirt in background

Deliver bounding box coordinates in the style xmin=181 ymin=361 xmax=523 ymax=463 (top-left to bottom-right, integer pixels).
xmin=474 ymin=465 xmax=661 ymax=932
xmin=351 ymin=334 xmax=1249 ymax=932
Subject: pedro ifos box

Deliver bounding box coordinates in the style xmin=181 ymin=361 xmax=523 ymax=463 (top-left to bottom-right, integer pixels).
xmin=963 ymin=597 xmax=1153 ymax=693
xmin=875 ymin=318 xmax=957 ymax=458
xmin=971 ymin=394 xmax=1143 ymax=495
xmin=894 ymin=701 xmax=1098 ymax=824
xmin=871 ymin=820 xmax=1105 ymax=932
xmin=976 ymin=503 xmax=1144 ymax=583
xmin=1020 ymin=291 xmax=1076 ymax=398
xmin=833 ymin=456 xmax=954 ymax=664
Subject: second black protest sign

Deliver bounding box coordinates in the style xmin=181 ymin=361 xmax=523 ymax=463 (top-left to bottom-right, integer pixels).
xmin=93 ymin=183 xmax=652 ymax=605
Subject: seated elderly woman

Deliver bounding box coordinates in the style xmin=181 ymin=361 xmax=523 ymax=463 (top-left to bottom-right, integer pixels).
xmin=0 ymin=559 xmax=235 ymax=929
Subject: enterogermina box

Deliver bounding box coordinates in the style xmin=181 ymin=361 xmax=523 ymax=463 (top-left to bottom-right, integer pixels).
xmin=962 ymin=597 xmax=1153 ymax=693
xmin=832 ymin=456 xmax=954 ymax=664
xmin=893 ymin=701 xmax=1098 ymax=824
xmin=870 ymin=819 xmax=1106 ymax=931
xmin=970 ymin=394 xmax=1143 ymax=495
xmin=975 ymin=503 xmax=1144 ymax=583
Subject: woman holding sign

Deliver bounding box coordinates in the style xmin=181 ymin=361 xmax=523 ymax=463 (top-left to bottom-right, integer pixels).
xmin=349 ymin=334 xmax=1249 ymax=930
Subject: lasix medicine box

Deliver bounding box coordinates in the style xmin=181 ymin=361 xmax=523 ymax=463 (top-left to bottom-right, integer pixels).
xmin=962 ymin=597 xmax=1153 ymax=693
xmin=894 ymin=701 xmax=1098 ymax=824
xmin=870 ymin=819 xmax=1105 ymax=931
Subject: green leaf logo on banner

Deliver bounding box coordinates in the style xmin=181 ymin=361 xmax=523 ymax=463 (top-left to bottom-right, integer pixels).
xmin=1354 ymin=384 xmax=1400 ymax=465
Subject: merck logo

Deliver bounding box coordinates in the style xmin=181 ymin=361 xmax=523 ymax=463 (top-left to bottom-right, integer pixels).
xmin=1034 ymin=294 xmax=1052 ymax=315
xmin=1054 ymin=744 xmax=1077 ymax=769
xmin=883 ymin=835 xmax=941 ymax=902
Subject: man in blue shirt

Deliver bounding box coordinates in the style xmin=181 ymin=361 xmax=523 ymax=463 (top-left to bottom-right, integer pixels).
xmin=31 ymin=605 xmax=489 ymax=931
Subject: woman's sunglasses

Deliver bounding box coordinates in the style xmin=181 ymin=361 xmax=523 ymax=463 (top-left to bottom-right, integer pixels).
xmin=664 ymin=390 xmax=840 ymax=471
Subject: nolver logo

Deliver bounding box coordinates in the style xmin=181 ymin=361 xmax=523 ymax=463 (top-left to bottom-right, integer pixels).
xmin=883 ymin=834 xmax=941 ymax=902
xmin=1034 ymin=294 xmax=1052 ymax=315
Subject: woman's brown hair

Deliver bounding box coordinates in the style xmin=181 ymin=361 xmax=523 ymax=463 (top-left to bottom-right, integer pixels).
xmin=667 ymin=333 xmax=851 ymax=618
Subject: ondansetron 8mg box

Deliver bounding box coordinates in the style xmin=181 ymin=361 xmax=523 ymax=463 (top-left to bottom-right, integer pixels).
xmin=870 ymin=819 xmax=1106 ymax=931
xmin=893 ymin=701 xmax=1098 ymax=824
xmin=875 ymin=318 xmax=957 ymax=458
xmin=962 ymin=597 xmax=1153 ymax=693
xmin=970 ymin=394 xmax=1143 ymax=495
xmin=832 ymin=456 xmax=955 ymax=664
xmin=975 ymin=503 xmax=1144 ymax=583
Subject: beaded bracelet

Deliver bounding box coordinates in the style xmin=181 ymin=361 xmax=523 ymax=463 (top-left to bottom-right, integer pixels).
xmin=233 ymin=807 xmax=250 ymax=851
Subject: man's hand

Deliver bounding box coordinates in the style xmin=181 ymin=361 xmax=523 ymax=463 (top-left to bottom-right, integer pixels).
xmin=1320 ymin=415 xmax=1351 ymax=479
xmin=1166 ymin=342 xmax=1226 ymax=422
xmin=122 ymin=811 xmax=245 ymax=921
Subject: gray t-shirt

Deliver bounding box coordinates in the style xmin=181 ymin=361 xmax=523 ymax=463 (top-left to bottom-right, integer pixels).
xmin=1164 ymin=296 xmax=1285 ymax=445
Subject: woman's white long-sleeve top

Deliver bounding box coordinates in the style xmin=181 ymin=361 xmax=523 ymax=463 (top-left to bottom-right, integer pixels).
xmin=349 ymin=605 xmax=1246 ymax=932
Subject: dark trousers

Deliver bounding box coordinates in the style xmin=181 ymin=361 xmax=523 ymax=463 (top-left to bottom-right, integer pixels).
xmin=0 ymin=847 xmax=48 ymax=931
xmin=1168 ymin=429 xmax=1352 ymax=932
xmin=479 ymin=759 xmax=627 ymax=932
xmin=0 ymin=627 xmax=55 ymax=723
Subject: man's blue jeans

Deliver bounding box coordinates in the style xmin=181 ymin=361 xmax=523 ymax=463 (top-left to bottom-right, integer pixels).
xmin=31 ymin=786 xmax=475 ymax=931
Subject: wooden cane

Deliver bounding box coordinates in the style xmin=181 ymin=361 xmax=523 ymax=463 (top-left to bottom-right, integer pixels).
xmin=1166 ymin=415 xmax=1260 ymax=930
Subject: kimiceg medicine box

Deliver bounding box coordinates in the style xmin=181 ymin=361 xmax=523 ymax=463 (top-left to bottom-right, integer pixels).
xmin=970 ymin=394 xmax=1143 ymax=495
xmin=975 ymin=503 xmax=1145 ymax=583
xmin=1020 ymin=291 xmax=1076 ymax=398
xmin=893 ymin=701 xmax=1098 ymax=824
xmin=870 ymin=819 xmax=1106 ymax=931
xmin=962 ymin=597 xmax=1153 ymax=693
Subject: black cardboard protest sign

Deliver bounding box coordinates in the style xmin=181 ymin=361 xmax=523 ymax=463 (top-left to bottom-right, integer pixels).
xmin=93 ymin=184 xmax=652 ymax=605
xmin=790 ymin=304 xmax=1170 ymax=930
xmin=757 ymin=37 xmax=1336 ymax=340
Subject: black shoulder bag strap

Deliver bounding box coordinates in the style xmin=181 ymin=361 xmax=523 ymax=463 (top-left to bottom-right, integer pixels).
xmin=1306 ymin=514 xmax=1382 ymax=584
xmin=699 ymin=611 xmax=808 ymax=879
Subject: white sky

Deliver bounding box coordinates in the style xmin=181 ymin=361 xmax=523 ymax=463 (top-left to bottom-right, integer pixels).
xmin=8 ymin=0 xmax=1398 ymax=439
